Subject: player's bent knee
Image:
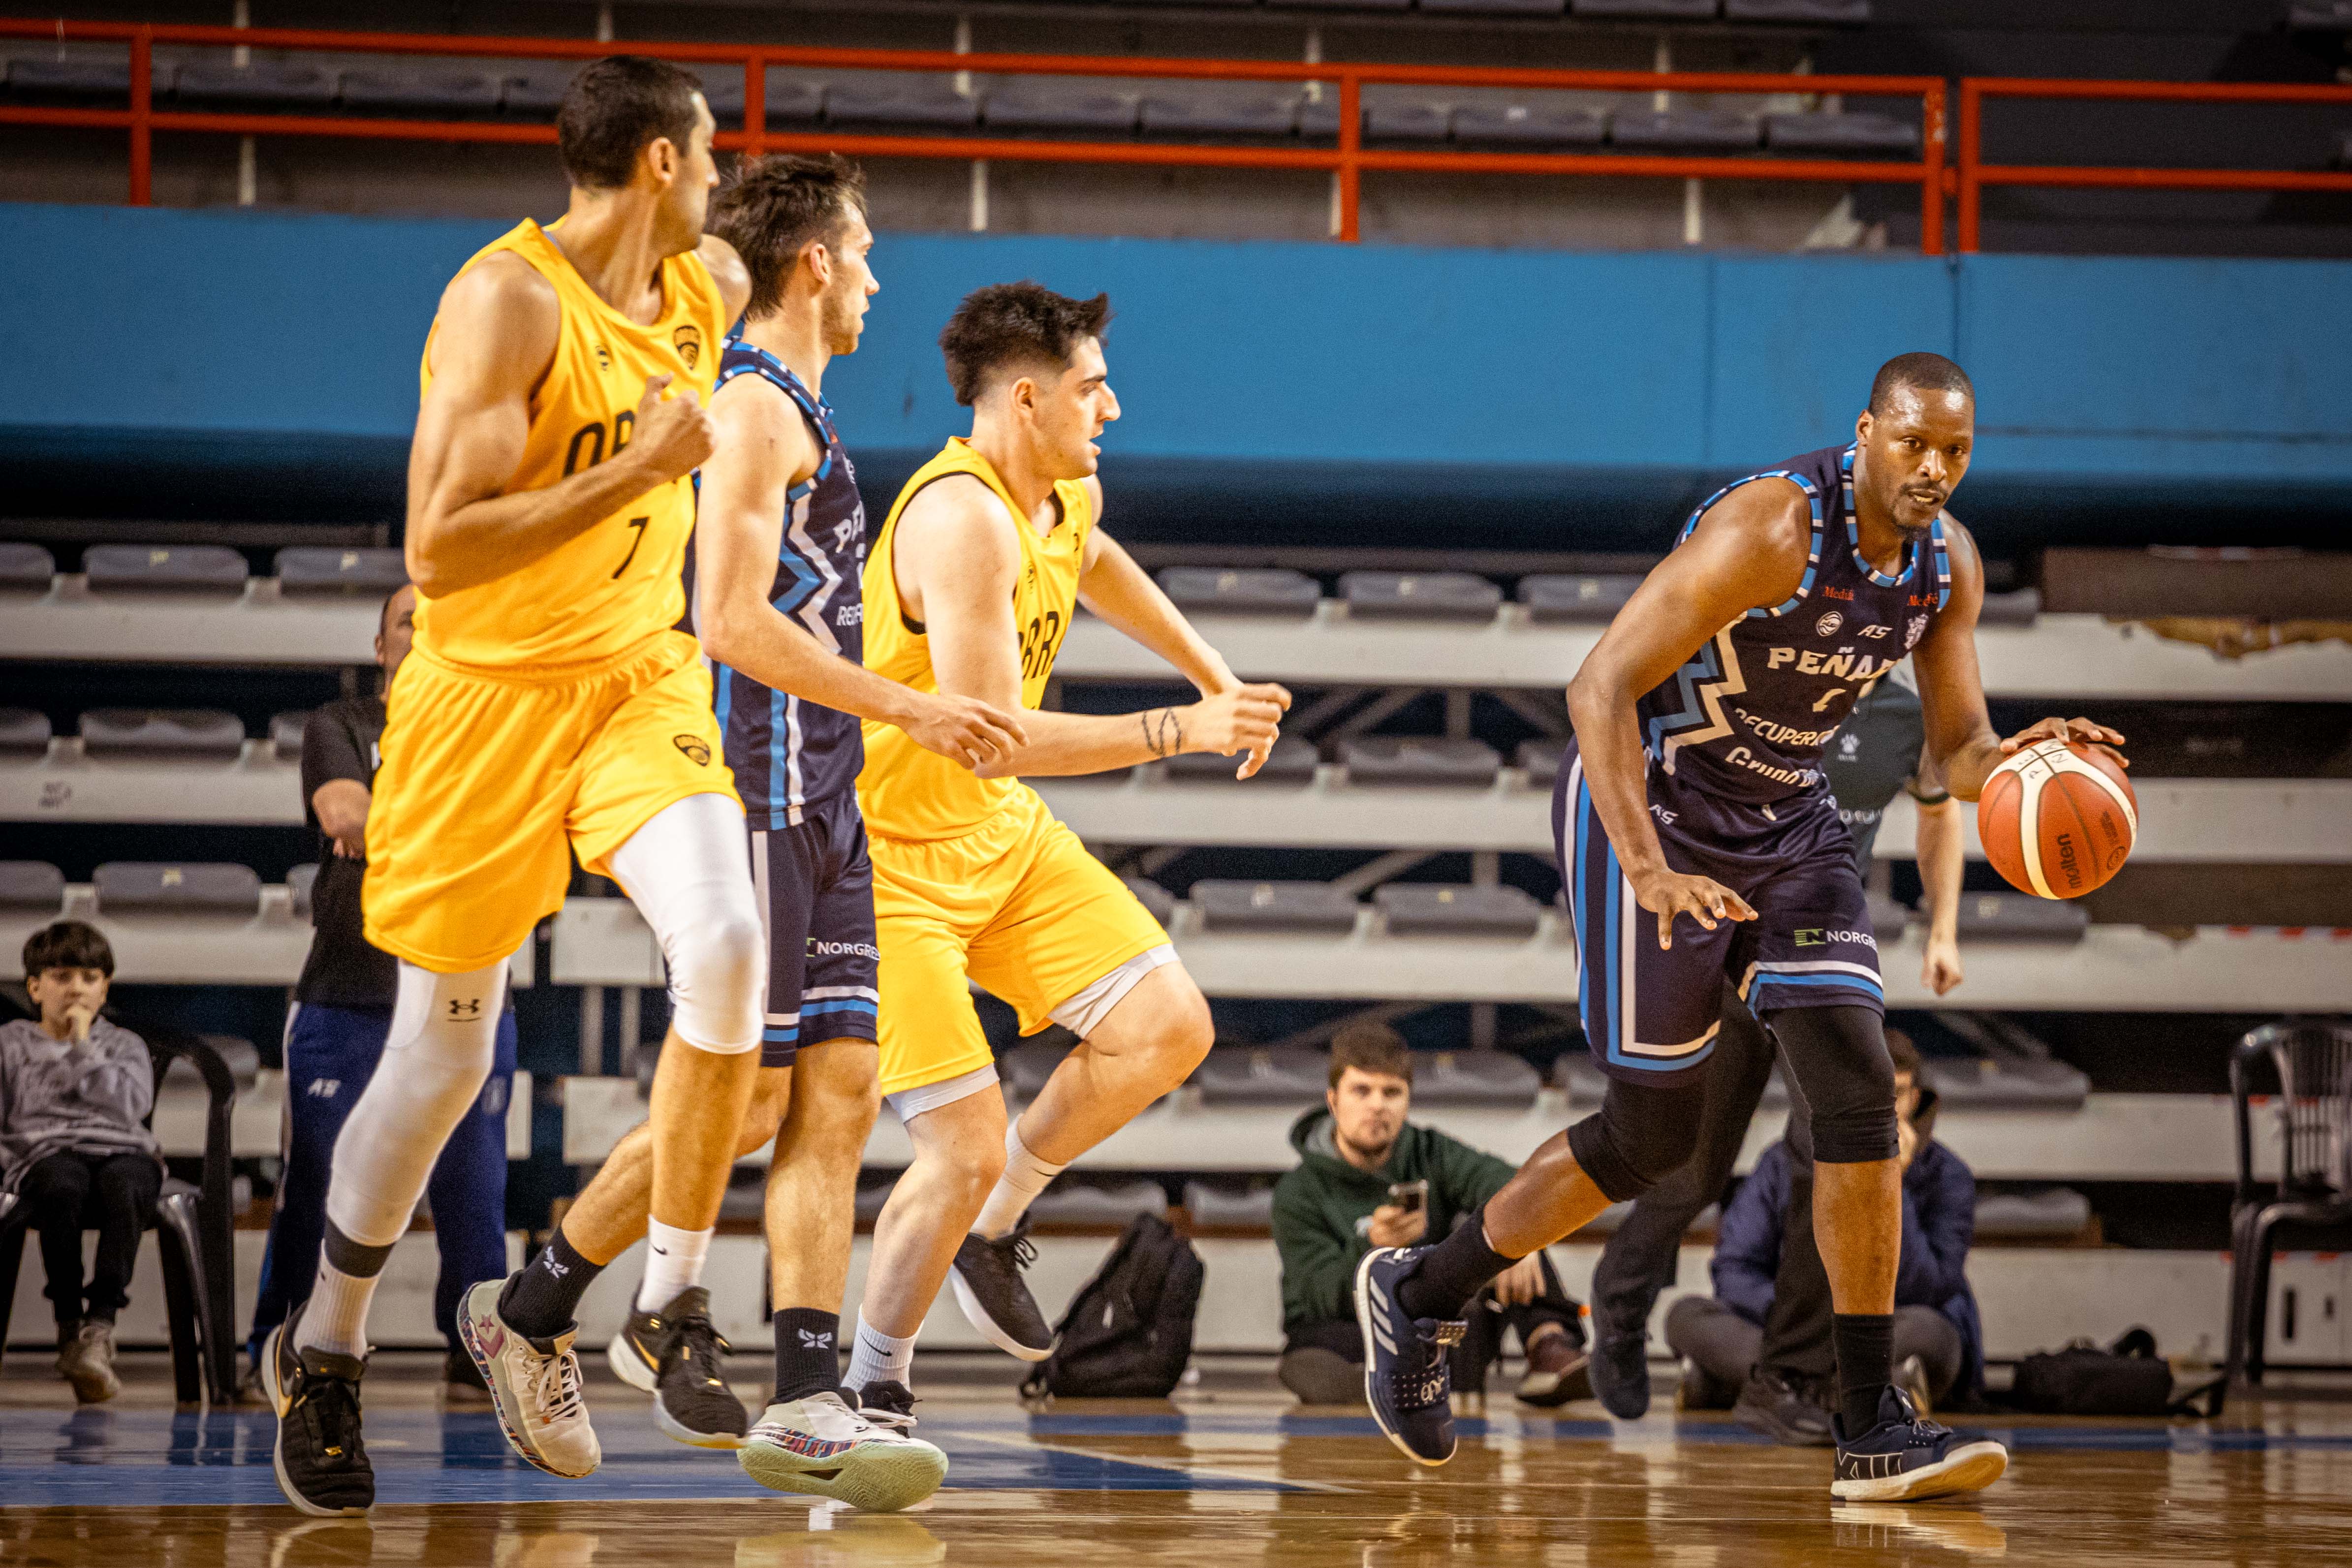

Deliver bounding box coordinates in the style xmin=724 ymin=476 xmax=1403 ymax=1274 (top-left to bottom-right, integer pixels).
xmin=733 ymin=1068 xmax=794 ymax=1154
xmin=1766 ymin=1004 xmax=1898 ymax=1164
xmin=668 ymin=908 xmax=766 ymax=1055
xmin=1565 ymin=1078 xmax=1706 ymax=1202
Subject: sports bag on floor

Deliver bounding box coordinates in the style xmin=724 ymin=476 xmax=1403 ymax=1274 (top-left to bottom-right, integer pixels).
xmin=2008 ymin=1327 xmax=2199 ymax=1416
xmin=1020 ymin=1212 xmax=1203 ymax=1399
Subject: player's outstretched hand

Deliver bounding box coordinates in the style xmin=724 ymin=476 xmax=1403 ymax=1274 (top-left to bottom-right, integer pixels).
xmin=1999 ymin=716 xmax=2128 ymax=761
xmin=627 ymin=373 xmax=719 ymax=485
xmin=1630 ymin=868 xmax=1756 ymax=951
xmin=1188 ymin=683 xmax=1294 ymax=780
xmin=906 ymin=691 xmax=1029 ymax=771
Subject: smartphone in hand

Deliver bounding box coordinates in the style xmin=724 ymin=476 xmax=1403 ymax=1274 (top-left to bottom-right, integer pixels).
xmin=1388 ymin=1179 xmax=1428 ymax=1216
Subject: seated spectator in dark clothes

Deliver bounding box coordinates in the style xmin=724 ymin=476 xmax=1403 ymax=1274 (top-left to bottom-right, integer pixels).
xmin=0 ymin=920 xmax=163 ymax=1403
xmin=1272 ymin=1022 xmax=1590 ymax=1408
xmin=1665 ymin=1032 xmax=1983 ymax=1414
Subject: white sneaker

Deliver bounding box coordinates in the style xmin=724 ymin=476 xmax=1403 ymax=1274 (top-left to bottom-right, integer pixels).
xmin=456 ymin=1277 xmax=601 ymax=1479
xmin=739 ymin=1390 xmax=948 ymax=1512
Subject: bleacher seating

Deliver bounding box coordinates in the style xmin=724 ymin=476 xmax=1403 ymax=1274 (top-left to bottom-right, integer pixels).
xmin=287 ymin=862 xmax=318 ymax=922
xmin=1121 ymin=876 xmax=1179 ymax=925
xmin=1340 ymin=736 xmax=1502 ymax=787
xmin=0 ymin=711 xmax=48 ymax=755
xmin=273 ymin=546 xmax=407 ymax=596
xmin=1723 ymin=0 xmax=1869 ymax=20
xmin=1030 ymin=1176 xmax=1169 ymax=1226
xmin=1954 ymin=892 xmax=2090 ymax=944
xmin=1925 ymin=1055 xmax=2092 ymax=1110
xmin=983 ymin=84 xmax=1142 ymax=134
xmin=1373 ymin=883 xmax=1546 ymax=937
xmin=92 ymin=861 xmax=262 ymax=916
xmin=1972 ymin=1187 xmax=2094 ymax=1240
xmin=1451 ymin=103 xmax=1606 ymax=148
xmin=335 ymin=66 xmax=503 ymax=117
xmin=1762 ymin=111 xmax=1919 ymax=155
xmin=1609 ymin=109 xmax=1760 ymax=151
xmin=270 ymin=711 xmax=309 ymax=754
xmin=1517 ymin=740 xmax=1562 ymax=786
xmin=1140 ymin=90 xmax=1300 ymax=140
xmin=1192 ymin=879 xmax=1361 ymax=932
xmin=172 ymin=63 xmax=339 ymax=111
xmin=83 ymin=543 xmax=247 ymax=594
xmin=825 ymin=76 xmax=979 ymax=132
xmin=5 ymin=57 xmax=130 ymax=100
xmin=1518 ymin=574 xmax=1643 ymax=624
xmin=0 ymin=543 xmax=53 ymax=589
xmin=1184 ymin=1180 xmax=1277 ymax=1227
xmin=1406 ymin=1048 xmax=1543 ymax=1105
xmin=1340 ymin=570 xmax=1503 ymax=621
xmin=1194 ymin=1046 xmax=1333 ymax=1104
xmin=1570 ymin=0 xmax=1719 ymax=16
xmin=79 ymin=709 xmax=243 ymax=760
xmin=1164 ymin=734 xmax=1319 ymax=782
xmin=0 ymin=862 xmax=65 ymax=910
xmin=1155 ymin=566 xmax=1319 ymax=617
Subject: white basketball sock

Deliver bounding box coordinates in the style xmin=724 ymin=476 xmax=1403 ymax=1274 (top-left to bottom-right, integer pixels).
xmin=844 ymin=1313 xmax=919 ymax=1393
xmin=973 ymin=1120 xmax=1065 ymax=1241
xmin=638 ymin=1219 xmax=714 ymax=1312
xmin=294 ymin=1259 xmax=378 ymax=1360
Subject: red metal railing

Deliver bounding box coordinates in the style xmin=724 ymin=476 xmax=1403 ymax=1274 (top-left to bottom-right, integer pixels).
xmin=1956 ymin=76 xmax=2352 ymax=253
xmin=0 ymin=18 xmax=1947 ymax=251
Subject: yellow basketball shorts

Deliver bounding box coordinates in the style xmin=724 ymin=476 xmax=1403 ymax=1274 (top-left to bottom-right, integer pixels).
xmin=867 ymin=785 xmax=1171 ymax=1098
xmin=363 ymin=629 xmax=737 ymax=973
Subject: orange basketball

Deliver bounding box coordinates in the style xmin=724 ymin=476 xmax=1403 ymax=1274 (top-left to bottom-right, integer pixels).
xmin=1977 ymin=738 xmax=2137 ymax=900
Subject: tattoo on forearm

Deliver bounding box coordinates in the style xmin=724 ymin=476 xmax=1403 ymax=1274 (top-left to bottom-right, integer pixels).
xmin=1142 ymin=707 xmax=1183 ymax=759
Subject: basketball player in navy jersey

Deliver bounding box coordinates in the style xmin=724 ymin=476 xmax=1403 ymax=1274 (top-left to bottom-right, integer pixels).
xmin=474 ymin=155 xmax=1018 ymax=1510
xmin=1359 ymin=353 xmax=2125 ymax=1500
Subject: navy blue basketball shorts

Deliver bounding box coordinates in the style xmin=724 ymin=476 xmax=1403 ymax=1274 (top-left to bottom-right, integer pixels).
xmin=753 ymin=791 xmax=881 ymax=1069
xmin=1554 ymin=736 xmax=1883 ymax=1088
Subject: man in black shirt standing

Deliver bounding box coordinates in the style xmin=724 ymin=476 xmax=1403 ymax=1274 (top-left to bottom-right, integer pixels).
xmin=246 ymin=585 xmax=517 ymax=1398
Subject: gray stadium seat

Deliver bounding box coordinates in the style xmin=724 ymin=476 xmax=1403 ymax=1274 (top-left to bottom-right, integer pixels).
xmin=1570 ymin=0 xmax=1718 ymax=14
xmin=288 ymin=863 xmax=318 ymax=922
xmin=1154 ymin=566 xmax=1319 ymax=617
xmin=84 ymin=544 xmax=248 ymax=594
xmin=80 ymin=709 xmax=244 ymax=760
xmin=1424 ymin=0 xmax=1565 ymax=12
xmin=691 ymin=71 xmax=748 ymax=129
xmin=1451 ymin=103 xmax=1606 ymax=147
xmin=274 ymin=546 xmax=408 ymax=595
xmin=1611 ymin=110 xmax=1760 ymax=152
xmin=173 ymin=63 xmax=338 ymax=110
xmin=1192 ymin=880 xmax=1360 ymax=933
xmin=0 ymin=709 xmax=51 ymax=755
xmin=1973 ymin=1188 xmax=2093 ymax=1240
xmin=1410 ymin=1050 xmax=1543 ymax=1106
xmin=1955 ymin=892 xmax=2089 ymax=943
xmin=0 ymin=862 xmax=66 ymax=910
xmin=983 ymin=85 xmax=1140 ymax=134
xmin=1028 ymin=1177 xmax=1168 ymax=1226
xmin=1122 ymin=876 xmax=1179 ymax=926
xmin=1518 ymin=573 xmax=1643 ymax=623
xmin=1000 ymin=1038 xmax=1068 ymax=1100
xmin=1762 ymin=111 xmax=1919 ymax=156
xmin=1865 ymin=890 xmax=1909 ymax=942
xmin=1193 ymin=1046 xmax=1331 ymax=1104
xmin=6 ymin=58 xmax=132 ymax=100
xmin=1184 ymin=1181 xmax=1276 ymax=1228
xmin=826 ymin=78 xmax=979 ymax=131
xmin=500 ymin=65 xmax=582 ymax=118
xmin=1558 ymin=1052 xmax=1608 ymax=1101
xmin=1341 ymin=736 xmax=1502 ymax=788
xmin=0 ymin=542 xmax=55 ymax=589
xmin=1924 ymin=1055 xmax=2091 ymax=1109
xmin=1339 ymin=570 xmax=1502 ymax=622
xmin=762 ymin=75 xmax=827 ymax=126
xmin=270 ymin=711 xmax=310 ymax=756
xmin=1364 ymin=98 xmax=1455 ymax=139
xmin=1286 ymin=0 xmax=1412 ymax=12
xmin=1977 ymin=587 xmax=2040 ymax=627
xmin=1724 ymin=0 xmax=1870 ymax=20
xmin=93 ymin=862 xmax=263 ymax=916
xmin=337 ymin=67 xmax=502 ymax=116
xmin=1165 ymin=734 xmax=1319 ymax=783
xmin=160 ymin=1033 xmax=260 ymax=1093
xmin=1517 ymin=740 xmax=1562 ymax=786
xmin=1140 ymin=92 xmax=1300 ymax=139
xmin=1375 ymin=884 xmax=1544 ymax=938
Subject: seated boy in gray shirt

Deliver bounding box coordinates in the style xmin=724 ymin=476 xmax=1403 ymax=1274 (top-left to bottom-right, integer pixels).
xmin=2 ymin=920 xmax=162 ymax=1402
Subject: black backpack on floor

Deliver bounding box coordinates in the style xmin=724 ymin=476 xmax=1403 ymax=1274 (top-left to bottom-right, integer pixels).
xmin=1020 ymin=1213 xmax=1203 ymax=1400
xmin=2007 ymin=1327 xmax=2221 ymax=1417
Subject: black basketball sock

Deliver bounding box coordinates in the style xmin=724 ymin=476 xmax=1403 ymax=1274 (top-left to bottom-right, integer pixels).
xmin=1832 ymin=1313 xmax=1895 ymax=1435
xmin=773 ymin=1309 xmax=843 ymax=1405
xmin=498 ymin=1227 xmax=604 ymax=1341
xmin=1395 ymin=1206 xmax=1516 ymax=1322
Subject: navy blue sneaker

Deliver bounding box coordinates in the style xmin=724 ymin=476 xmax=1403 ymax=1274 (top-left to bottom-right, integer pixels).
xmin=1831 ymin=1386 xmax=2009 ymax=1501
xmin=1587 ymin=1326 xmax=1651 ymax=1420
xmin=1354 ymin=1247 xmax=1466 ymax=1466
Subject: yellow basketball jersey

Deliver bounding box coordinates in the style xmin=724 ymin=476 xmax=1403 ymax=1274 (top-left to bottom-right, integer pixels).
xmin=412 ymin=218 xmax=727 ymax=669
xmin=859 ymin=438 xmax=1094 ymax=840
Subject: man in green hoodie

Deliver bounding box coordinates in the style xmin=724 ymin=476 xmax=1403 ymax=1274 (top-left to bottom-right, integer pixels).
xmin=1272 ymin=1023 xmax=1589 ymax=1407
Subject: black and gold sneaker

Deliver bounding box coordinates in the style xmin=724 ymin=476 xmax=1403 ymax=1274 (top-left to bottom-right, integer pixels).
xmin=622 ymin=1286 xmax=750 ymax=1448
xmin=262 ymin=1302 xmax=375 ymax=1517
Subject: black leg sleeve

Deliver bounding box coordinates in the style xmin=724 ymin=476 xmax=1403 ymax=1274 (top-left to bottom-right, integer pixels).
xmin=1758 ymin=1053 xmax=1835 ymax=1381
xmin=1589 ymin=996 xmax=1774 ymax=1336
xmin=1762 ymin=1004 xmax=1897 ymax=1166
xmin=1566 ymin=1077 xmax=1709 ymax=1204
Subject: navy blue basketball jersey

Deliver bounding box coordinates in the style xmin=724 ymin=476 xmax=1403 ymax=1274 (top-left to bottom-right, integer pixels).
xmin=1637 ymin=444 xmax=1951 ymax=807
xmin=691 ymin=340 xmax=868 ymax=826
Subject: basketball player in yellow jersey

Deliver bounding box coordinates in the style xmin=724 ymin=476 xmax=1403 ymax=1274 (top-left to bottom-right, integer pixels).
xmin=838 ymin=283 xmax=1292 ymax=1398
xmin=260 ymin=58 xmax=766 ymax=1516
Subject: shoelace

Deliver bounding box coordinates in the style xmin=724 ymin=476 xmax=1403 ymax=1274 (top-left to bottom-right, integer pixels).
xmin=524 ymin=1344 xmax=586 ymax=1424
xmin=989 ymin=1231 xmax=1038 ymax=1272
xmin=297 ymin=1372 xmax=367 ymax=1464
xmin=673 ymin=1317 xmax=733 ymax=1386
xmin=857 ymin=1395 xmax=918 ymax=1434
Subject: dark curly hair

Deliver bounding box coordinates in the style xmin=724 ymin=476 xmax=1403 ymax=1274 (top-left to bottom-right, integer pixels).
xmin=939 ymin=281 xmax=1112 ymax=406
xmin=24 ymin=919 xmax=114 ymax=979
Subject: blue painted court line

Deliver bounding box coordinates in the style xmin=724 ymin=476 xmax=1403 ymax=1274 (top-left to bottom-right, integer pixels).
xmin=0 ymin=1408 xmax=1294 ymax=1508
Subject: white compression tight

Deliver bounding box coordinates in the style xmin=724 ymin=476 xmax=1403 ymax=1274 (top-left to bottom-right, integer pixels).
xmin=606 ymin=791 xmax=766 ymax=1056
xmin=323 ymin=959 xmax=509 ymax=1251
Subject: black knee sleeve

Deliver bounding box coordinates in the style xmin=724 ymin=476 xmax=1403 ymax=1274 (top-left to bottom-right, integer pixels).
xmin=1567 ymin=1077 xmax=1707 ymax=1203
xmin=1765 ymin=1004 xmax=1899 ymax=1164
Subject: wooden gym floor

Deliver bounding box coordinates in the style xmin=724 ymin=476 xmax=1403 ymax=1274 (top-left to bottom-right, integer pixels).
xmin=4 ymin=1352 xmax=2349 ymax=1566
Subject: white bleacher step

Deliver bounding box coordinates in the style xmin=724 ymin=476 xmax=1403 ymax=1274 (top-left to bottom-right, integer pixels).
xmin=9 ymin=571 xmax=2351 ymax=700
xmin=560 ymin=1075 xmax=2268 ymax=1184
xmin=149 ymin=1066 xmax=533 ymax=1160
